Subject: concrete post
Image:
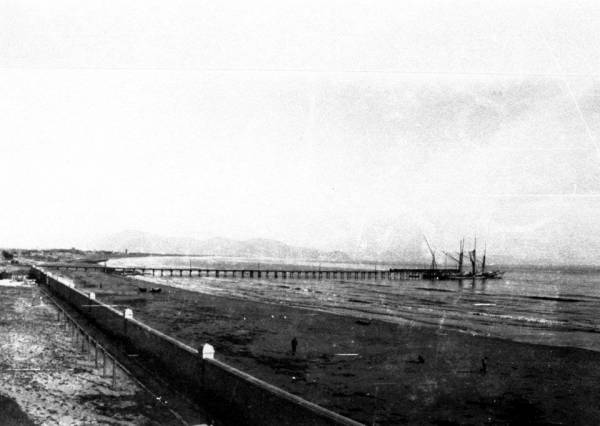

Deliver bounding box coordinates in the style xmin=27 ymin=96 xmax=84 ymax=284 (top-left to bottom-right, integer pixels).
xmin=202 ymin=343 xmax=215 ymax=359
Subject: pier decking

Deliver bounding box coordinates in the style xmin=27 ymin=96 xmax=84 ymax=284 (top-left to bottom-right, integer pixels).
xmin=40 ymin=263 xmax=457 ymax=280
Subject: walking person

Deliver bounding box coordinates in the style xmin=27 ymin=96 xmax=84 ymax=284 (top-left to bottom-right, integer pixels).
xmin=291 ymin=337 xmax=298 ymax=356
xmin=480 ymin=357 xmax=488 ymax=375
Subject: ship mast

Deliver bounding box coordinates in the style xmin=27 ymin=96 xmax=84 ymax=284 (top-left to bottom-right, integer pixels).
xmin=469 ymin=236 xmax=477 ymax=276
xmin=481 ymin=243 xmax=487 ymax=274
xmin=423 ymin=236 xmax=437 ymax=272
xmin=458 ymin=238 xmax=464 ymax=274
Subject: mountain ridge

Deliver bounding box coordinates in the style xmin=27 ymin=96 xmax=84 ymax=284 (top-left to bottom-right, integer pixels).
xmin=94 ymin=230 xmax=353 ymax=262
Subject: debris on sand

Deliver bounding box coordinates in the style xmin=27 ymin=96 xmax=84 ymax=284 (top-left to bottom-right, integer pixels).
xmin=0 ymin=285 xmax=177 ymax=424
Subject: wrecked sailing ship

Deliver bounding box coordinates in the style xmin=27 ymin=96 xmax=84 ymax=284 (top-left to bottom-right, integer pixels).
xmin=424 ymin=237 xmax=504 ymax=280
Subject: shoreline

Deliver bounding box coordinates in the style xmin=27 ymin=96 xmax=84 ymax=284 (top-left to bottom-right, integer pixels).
xmin=64 ymin=270 xmax=600 ymax=425
xmin=132 ymin=273 xmax=600 ymax=353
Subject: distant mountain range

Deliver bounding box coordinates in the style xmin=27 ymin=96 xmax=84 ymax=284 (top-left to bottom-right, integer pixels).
xmin=94 ymin=230 xmax=353 ymax=262
xmin=93 ymin=230 xmax=529 ymax=266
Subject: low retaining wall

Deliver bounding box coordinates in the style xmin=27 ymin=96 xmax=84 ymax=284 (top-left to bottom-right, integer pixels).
xmin=32 ymin=267 xmax=362 ymax=426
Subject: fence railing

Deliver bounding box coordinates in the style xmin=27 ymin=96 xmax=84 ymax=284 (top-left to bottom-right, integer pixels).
xmin=32 ymin=266 xmax=363 ymax=426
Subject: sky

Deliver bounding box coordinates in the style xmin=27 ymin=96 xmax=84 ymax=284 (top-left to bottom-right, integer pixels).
xmin=2 ymin=0 xmax=600 ymax=263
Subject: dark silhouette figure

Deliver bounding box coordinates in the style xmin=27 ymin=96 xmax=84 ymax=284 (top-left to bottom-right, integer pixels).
xmin=480 ymin=357 xmax=488 ymax=375
xmin=406 ymin=354 xmax=425 ymax=364
xmin=291 ymin=337 xmax=298 ymax=355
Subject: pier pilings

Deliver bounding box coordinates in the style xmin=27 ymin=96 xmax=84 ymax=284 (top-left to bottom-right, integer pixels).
xmin=40 ymin=263 xmax=456 ymax=281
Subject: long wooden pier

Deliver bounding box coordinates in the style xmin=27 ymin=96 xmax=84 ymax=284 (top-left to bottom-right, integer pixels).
xmin=40 ymin=263 xmax=457 ymax=280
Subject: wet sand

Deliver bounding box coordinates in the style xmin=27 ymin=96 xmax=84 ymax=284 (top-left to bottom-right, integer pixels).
xmin=66 ymin=271 xmax=600 ymax=425
xmin=0 ymin=280 xmax=181 ymax=425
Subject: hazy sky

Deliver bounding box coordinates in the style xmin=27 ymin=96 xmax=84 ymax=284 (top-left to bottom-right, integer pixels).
xmin=2 ymin=1 xmax=600 ymax=263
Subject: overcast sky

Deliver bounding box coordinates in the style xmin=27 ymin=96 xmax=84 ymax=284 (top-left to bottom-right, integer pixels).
xmin=2 ymin=1 xmax=600 ymax=263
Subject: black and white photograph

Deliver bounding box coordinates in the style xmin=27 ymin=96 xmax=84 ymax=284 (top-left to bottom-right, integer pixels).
xmin=2 ymin=1 xmax=600 ymax=424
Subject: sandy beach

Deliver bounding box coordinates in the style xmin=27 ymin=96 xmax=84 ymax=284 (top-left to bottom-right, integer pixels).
xmin=59 ymin=270 xmax=600 ymax=425
xmin=0 ymin=279 xmax=183 ymax=425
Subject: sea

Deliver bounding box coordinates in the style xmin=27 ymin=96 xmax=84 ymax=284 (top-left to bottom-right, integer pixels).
xmin=107 ymin=256 xmax=600 ymax=353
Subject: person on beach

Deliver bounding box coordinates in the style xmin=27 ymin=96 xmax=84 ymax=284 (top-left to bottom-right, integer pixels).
xmin=291 ymin=337 xmax=298 ymax=355
xmin=406 ymin=355 xmax=425 ymax=364
xmin=480 ymin=357 xmax=488 ymax=375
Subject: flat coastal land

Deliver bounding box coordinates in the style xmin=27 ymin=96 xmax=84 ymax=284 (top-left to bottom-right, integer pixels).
xmin=65 ymin=270 xmax=600 ymax=425
xmin=0 ymin=280 xmax=184 ymax=425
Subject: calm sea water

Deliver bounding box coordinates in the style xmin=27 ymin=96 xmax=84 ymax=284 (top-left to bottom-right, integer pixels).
xmin=108 ymin=256 xmax=600 ymax=352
